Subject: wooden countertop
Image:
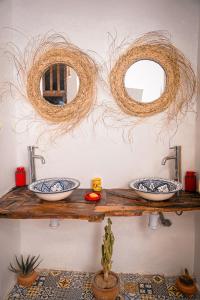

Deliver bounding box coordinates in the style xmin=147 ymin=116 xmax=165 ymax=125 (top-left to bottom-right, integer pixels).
xmin=0 ymin=187 xmax=200 ymax=222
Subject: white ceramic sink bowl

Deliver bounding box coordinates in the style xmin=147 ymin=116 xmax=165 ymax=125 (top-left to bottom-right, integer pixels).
xmin=28 ymin=177 xmax=80 ymax=201
xmin=129 ymin=177 xmax=182 ymax=201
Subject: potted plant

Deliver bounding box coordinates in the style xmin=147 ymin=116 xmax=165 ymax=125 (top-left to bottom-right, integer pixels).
xmin=92 ymin=218 xmax=120 ymax=300
xmin=9 ymin=255 xmax=41 ymax=287
xmin=176 ymin=269 xmax=198 ymax=296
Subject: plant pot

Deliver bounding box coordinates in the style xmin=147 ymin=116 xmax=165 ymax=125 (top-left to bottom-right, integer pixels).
xmin=176 ymin=278 xmax=197 ymax=296
xmin=17 ymin=271 xmax=38 ymax=287
xmin=92 ymin=270 xmax=120 ymax=300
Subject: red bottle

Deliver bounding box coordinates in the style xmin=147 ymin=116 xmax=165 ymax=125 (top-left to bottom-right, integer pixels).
xmin=184 ymin=171 xmax=196 ymax=192
xmin=15 ymin=167 xmax=26 ymax=187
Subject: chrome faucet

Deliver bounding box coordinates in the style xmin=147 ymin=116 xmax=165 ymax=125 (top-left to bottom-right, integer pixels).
xmin=161 ymin=146 xmax=182 ymax=183
xmin=28 ymin=146 xmax=46 ymax=183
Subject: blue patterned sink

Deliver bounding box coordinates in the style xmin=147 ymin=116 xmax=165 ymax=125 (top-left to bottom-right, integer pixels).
xmin=28 ymin=177 xmax=80 ymax=201
xmin=129 ymin=178 xmax=182 ymax=201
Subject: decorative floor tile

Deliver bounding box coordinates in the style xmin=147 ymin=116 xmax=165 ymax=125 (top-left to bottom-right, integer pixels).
xmin=26 ymin=287 xmax=40 ymax=298
xmin=37 ymin=286 xmax=54 ymax=299
xmin=152 ymin=275 xmax=165 ymax=285
xmin=140 ymin=296 xmax=155 ymax=300
xmin=151 ymin=276 xmax=168 ymax=297
xmin=124 ymin=282 xmax=138 ymax=294
xmin=139 ymin=282 xmax=153 ymax=295
xmin=49 ymin=271 xmax=61 ymax=277
xmin=7 ymin=270 xmax=200 ymax=300
xmin=34 ymin=276 xmax=46 ymax=288
xmin=167 ymin=284 xmax=184 ymax=298
xmin=57 ymin=276 xmax=72 ymax=289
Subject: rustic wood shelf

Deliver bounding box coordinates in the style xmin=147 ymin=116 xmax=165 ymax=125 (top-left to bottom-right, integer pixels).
xmin=0 ymin=187 xmax=200 ymax=222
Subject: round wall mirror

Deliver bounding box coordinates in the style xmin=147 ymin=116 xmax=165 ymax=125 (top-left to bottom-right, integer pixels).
xmin=27 ymin=47 xmax=97 ymax=123
xmin=110 ymin=32 xmax=196 ymax=119
xmin=109 ymin=43 xmax=180 ymax=117
xmin=40 ymin=63 xmax=80 ymax=106
xmin=124 ymin=60 xmax=166 ymax=103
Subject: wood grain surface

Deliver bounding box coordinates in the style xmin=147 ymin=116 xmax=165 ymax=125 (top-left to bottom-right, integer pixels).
xmin=0 ymin=187 xmax=200 ymax=221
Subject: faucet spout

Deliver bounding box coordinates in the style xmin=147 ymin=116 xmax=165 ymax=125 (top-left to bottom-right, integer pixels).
xmin=28 ymin=146 xmax=46 ymax=183
xmin=161 ymin=146 xmax=181 ymax=183
xmin=33 ymin=155 xmax=46 ymax=164
xmin=41 ymin=157 xmax=46 ymax=164
xmin=161 ymin=157 xmax=167 ymax=165
xmin=161 ymin=155 xmax=176 ymax=165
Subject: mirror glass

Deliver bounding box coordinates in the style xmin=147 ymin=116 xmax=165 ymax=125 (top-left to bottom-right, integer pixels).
xmin=124 ymin=60 xmax=166 ymax=103
xmin=40 ymin=64 xmax=80 ymax=105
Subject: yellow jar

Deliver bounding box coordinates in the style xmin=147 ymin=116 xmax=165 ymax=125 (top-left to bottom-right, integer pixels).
xmin=92 ymin=178 xmax=102 ymax=192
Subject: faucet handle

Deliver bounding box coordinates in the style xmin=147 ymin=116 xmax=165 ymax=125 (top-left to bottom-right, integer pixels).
xmin=170 ymin=145 xmax=181 ymax=150
xmin=170 ymin=146 xmax=181 ymax=153
xmin=28 ymin=145 xmax=38 ymax=150
xmin=170 ymin=146 xmax=177 ymax=150
xmin=27 ymin=146 xmax=39 ymax=154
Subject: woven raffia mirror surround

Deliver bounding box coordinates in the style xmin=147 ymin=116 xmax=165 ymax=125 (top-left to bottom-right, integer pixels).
xmin=27 ymin=47 xmax=97 ymax=123
xmin=110 ymin=44 xmax=181 ymax=117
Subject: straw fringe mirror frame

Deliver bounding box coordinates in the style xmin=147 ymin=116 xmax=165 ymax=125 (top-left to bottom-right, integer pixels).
xmin=109 ymin=31 xmax=196 ymax=118
xmin=27 ymin=47 xmax=97 ymax=124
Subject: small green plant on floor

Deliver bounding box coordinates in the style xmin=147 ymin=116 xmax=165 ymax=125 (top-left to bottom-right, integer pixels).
xmin=9 ymin=255 xmax=41 ymax=276
xmin=101 ymin=218 xmax=115 ymax=282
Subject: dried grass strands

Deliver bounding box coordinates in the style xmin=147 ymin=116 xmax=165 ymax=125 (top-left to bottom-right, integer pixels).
xmin=109 ymin=31 xmax=196 ymax=119
xmin=27 ymin=47 xmax=97 ymax=124
xmin=5 ymin=32 xmax=97 ymax=135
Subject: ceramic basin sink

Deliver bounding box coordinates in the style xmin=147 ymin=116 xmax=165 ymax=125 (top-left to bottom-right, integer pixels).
xmin=129 ymin=177 xmax=182 ymax=201
xmin=28 ymin=177 xmax=80 ymax=201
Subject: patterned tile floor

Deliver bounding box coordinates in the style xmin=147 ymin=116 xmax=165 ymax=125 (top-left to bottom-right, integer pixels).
xmin=7 ymin=270 xmax=200 ymax=300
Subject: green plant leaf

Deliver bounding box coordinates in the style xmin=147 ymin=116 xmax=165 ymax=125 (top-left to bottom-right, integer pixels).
xmin=27 ymin=255 xmax=36 ymax=271
xmin=32 ymin=259 xmax=42 ymax=271
xmin=27 ymin=255 xmax=41 ymax=273
xmin=9 ymin=255 xmax=41 ymax=275
xmin=21 ymin=255 xmax=26 ymax=275
xmin=25 ymin=255 xmax=30 ymax=273
xmin=8 ymin=263 xmax=18 ymax=273
xmin=15 ymin=256 xmax=22 ymax=272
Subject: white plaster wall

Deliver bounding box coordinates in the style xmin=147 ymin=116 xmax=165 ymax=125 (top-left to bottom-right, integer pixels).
xmin=0 ymin=220 xmax=21 ymax=299
xmin=8 ymin=0 xmax=200 ymax=276
xmin=194 ymin=3 xmax=200 ymax=281
xmin=194 ymin=212 xmax=200 ymax=282
xmin=21 ymin=214 xmax=194 ymax=275
xmin=0 ymin=0 xmax=20 ymax=298
xmin=0 ymin=0 xmax=16 ymax=195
